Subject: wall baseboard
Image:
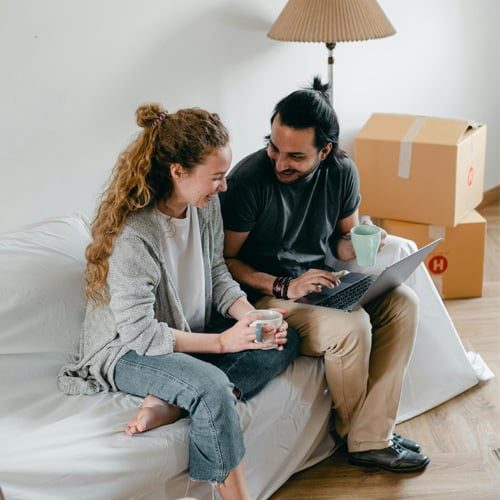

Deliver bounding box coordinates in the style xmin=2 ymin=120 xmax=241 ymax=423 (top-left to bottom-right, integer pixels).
xmin=478 ymin=185 xmax=500 ymax=209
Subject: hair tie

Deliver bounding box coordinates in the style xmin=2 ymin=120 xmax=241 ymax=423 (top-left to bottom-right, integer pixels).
xmin=154 ymin=111 xmax=168 ymax=127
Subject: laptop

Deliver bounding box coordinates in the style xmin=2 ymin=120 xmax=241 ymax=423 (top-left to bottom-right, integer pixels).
xmin=296 ymin=239 xmax=442 ymax=312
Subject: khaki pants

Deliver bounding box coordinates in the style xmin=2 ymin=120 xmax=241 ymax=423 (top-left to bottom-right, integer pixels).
xmin=256 ymin=284 xmax=419 ymax=452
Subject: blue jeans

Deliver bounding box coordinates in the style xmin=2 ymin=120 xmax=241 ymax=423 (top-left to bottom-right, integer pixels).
xmin=114 ymin=319 xmax=300 ymax=483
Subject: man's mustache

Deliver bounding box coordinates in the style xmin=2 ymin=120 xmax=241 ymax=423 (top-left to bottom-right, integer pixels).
xmin=272 ymin=163 xmax=297 ymax=175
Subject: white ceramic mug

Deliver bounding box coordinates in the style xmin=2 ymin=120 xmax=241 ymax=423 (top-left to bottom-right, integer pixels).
xmin=245 ymin=310 xmax=282 ymax=349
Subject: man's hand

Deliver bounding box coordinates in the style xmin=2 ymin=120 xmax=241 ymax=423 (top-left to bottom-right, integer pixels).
xmin=287 ymin=269 xmax=348 ymax=300
xmin=361 ymin=219 xmax=388 ymax=252
xmin=335 ymin=219 xmax=388 ymax=261
xmin=377 ymin=227 xmax=388 ymax=251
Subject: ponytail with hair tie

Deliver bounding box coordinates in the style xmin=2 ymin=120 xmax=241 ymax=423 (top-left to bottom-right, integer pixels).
xmin=154 ymin=111 xmax=169 ymax=127
xmin=310 ymin=76 xmax=330 ymax=102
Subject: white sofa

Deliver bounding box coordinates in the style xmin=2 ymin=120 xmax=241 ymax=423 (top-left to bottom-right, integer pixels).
xmin=0 ymin=214 xmax=480 ymax=500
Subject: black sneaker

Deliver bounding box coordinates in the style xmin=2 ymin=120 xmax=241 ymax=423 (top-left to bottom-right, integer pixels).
xmin=349 ymin=443 xmax=430 ymax=472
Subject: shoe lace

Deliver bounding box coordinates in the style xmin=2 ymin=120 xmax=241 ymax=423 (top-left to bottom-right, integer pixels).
xmin=391 ymin=441 xmax=406 ymax=454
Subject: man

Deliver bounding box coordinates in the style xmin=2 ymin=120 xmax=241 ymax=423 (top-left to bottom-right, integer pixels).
xmin=220 ymin=78 xmax=430 ymax=472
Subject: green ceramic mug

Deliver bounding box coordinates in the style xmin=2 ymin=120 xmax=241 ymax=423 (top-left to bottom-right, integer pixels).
xmin=350 ymin=224 xmax=382 ymax=267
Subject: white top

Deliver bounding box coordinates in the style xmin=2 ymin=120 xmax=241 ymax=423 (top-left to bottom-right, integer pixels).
xmin=156 ymin=206 xmax=206 ymax=331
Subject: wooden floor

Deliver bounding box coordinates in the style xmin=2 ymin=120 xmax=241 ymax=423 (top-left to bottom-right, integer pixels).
xmin=272 ymin=199 xmax=500 ymax=500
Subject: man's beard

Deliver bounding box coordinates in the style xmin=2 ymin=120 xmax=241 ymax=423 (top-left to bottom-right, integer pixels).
xmin=272 ymin=158 xmax=321 ymax=184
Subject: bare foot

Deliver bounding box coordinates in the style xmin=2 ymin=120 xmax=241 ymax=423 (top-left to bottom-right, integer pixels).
xmin=125 ymin=395 xmax=186 ymax=436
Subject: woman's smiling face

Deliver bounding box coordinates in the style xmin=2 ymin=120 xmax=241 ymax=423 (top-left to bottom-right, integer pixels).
xmin=173 ymin=144 xmax=232 ymax=208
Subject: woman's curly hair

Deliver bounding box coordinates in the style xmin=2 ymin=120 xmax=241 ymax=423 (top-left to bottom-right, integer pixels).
xmin=85 ymin=103 xmax=229 ymax=304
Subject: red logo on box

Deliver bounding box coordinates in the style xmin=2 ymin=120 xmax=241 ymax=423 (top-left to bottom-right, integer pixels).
xmin=429 ymin=255 xmax=448 ymax=274
xmin=467 ymin=165 xmax=474 ymax=187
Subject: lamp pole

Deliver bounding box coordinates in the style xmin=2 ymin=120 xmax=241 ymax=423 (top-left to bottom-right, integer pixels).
xmin=326 ymin=42 xmax=336 ymax=107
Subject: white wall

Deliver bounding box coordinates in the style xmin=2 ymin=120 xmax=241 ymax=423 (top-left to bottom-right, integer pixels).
xmin=1 ymin=0 xmax=499 ymax=232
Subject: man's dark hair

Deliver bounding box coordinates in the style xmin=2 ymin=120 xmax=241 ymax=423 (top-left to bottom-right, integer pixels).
xmin=270 ymin=76 xmax=345 ymax=162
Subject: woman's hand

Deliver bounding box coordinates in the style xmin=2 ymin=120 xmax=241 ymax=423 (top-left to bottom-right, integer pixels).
xmin=218 ymin=316 xmax=271 ymax=353
xmin=268 ymin=307 xmax=289 ymax=351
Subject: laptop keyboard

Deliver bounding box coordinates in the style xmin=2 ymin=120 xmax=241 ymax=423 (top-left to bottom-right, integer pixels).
xmin=316 ymin=276 xmax=375 ymax=310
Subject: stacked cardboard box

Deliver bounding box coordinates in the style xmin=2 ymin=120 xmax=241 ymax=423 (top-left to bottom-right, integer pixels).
xmin=355 ymin=113 xmax=487 ymax=299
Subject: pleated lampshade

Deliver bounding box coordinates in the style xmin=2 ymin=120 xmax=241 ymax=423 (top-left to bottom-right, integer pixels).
xmin=267 ymin=0 xmax=396 ymax=43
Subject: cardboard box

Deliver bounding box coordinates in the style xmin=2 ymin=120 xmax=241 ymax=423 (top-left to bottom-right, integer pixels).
xmin=355 ymin=113 xmax=487 ymax=226
xmin=377 ymin=211 xmax=486 ymax=299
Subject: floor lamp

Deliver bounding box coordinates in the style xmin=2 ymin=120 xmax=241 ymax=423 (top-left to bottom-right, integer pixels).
xmin=267 ymin=0 xmax=396 ymax=106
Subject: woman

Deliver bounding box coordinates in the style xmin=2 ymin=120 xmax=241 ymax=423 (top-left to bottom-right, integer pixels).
xmin=58 ymin=103 xmax=300 ymax=499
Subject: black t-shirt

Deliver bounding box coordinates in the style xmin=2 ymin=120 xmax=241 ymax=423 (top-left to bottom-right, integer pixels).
xmin=220 ymin=148 xmax=360 ymax=298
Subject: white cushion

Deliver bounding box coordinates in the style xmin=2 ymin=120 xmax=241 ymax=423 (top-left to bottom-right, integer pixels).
xmin=0 ymin=214 xmax=90 ymax=355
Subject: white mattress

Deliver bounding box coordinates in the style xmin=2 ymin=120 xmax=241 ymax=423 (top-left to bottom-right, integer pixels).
xmin=0 ymin=352 xmax=334 ymax=500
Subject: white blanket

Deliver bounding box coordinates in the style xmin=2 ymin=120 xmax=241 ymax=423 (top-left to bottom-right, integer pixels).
xmin=0 ymin=352 xmax=334 ymax=500
xmin=0 ymin=214 xmax=482 ymax=499
xmin=0 ymin=214 xmax=334 ymax=499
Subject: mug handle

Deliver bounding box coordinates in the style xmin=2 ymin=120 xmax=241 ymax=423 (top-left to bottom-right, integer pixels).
xmin=254 ymin=323 xmax=263 ymax=343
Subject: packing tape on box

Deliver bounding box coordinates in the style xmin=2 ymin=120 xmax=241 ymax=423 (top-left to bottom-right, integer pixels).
xmin=428 ymin=225 xmax=446 ymax=241
xmin=398 ymin=116 xmax=427 ymax=178
xmin=466 ymin=121 xmax=476 ymax=156
xmin=468 ymin=121 xmax=480 ymax=129
xmin=428 ymin=225 xmax=446 ymax=295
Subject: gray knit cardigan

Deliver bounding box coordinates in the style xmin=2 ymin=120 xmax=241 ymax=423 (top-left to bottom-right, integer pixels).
xmin=57 ymin=197 xmax=245 ymax=395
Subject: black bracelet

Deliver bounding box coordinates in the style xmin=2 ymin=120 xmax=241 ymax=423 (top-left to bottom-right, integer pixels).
xmin=272 ymin=277 xmax=284 ymax=298
xmin=273 ymin=276 xmax=292 ymax=299
xmin=282 ymin=277 xmax=292 ymax=300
